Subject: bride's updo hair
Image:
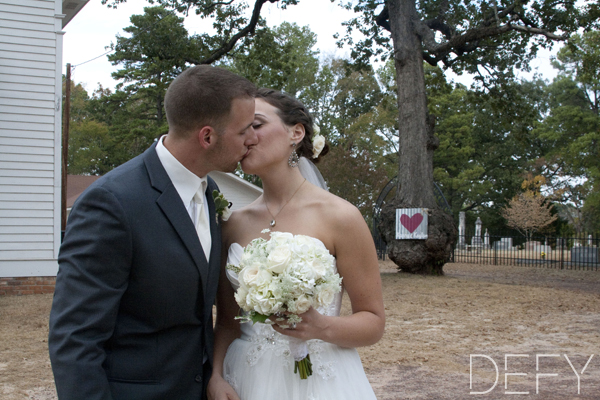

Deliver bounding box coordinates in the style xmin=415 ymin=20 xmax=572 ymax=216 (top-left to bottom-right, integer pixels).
xmin=256 ymin=88 xmax=329 ymax=163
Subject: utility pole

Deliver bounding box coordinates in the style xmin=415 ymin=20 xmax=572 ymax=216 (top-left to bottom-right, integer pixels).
xmin=61 ymin=63 xmax=71 ymax=234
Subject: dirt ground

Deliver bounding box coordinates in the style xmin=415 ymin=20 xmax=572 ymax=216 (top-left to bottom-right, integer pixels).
xmin=1 ymin=262 xmax=599 ymax=399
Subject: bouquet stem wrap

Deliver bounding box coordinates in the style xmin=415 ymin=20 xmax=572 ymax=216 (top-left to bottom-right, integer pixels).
xmin=289 ymin=337 xmax=312 ymax=379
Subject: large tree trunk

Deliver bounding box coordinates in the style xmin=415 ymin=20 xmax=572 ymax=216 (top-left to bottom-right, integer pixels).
xmin=379 ymin=0 xmax=457 ymax=274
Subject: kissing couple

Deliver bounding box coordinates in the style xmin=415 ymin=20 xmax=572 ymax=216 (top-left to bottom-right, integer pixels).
xmin=49 ymin=65 xmax=385 ymax=400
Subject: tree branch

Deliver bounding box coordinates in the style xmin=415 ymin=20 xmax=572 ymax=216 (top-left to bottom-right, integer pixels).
xmin=509 ymin=23 xmax=568 ymax=40
xmin=417 ymin=19 xmax=567 ymax=60
xmin=423 ymin=18 xmax=453 ymax=40
xmin=375 ymin=4 xmax=391 ymax=32
xmin=186 ymin=0 xmax=278 ymax=65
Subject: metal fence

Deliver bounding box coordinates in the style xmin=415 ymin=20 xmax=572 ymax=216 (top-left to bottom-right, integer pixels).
xmin=452 ymin=233 xmax=600 ymax=271
xmin=374 ymin=233 xmax=600 ymax=271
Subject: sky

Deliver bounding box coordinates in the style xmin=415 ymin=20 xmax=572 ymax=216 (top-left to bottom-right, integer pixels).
xmin=62 ymin=0 xmax=560 ymax=93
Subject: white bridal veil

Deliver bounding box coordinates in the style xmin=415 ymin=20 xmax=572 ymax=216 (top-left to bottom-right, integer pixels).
xmin=298 ymin=157 xmax=328 ymax=192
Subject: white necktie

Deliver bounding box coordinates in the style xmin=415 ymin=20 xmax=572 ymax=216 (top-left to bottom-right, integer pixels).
xmin=193 ymin=187 xmax=212 ymax=261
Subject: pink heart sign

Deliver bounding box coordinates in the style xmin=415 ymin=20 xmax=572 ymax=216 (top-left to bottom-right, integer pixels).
xmin=400 ymin=213 xmax=423 ymax=233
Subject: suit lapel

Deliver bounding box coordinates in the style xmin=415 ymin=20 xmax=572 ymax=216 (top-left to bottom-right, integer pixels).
xmin=143 ymin=143 xmax=209 ymax=298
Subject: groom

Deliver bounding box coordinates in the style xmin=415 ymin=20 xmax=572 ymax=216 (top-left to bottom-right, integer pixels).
xmin=48 ymin=66 xmax=257 ymax=400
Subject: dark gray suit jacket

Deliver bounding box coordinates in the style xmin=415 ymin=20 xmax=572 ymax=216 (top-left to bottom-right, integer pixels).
xmin=49 ymin=143 xmax=221 ymax=400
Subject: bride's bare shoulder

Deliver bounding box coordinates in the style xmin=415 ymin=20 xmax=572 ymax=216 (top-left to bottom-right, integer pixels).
xmin=310 ymin=186 xmax=363 ymax=225
xmin=222 ymin=198 xmax=264 ymax=243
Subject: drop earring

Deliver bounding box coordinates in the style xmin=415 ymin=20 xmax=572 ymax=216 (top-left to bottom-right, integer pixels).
xmin=288 ymin=142 xmax=299 ymax=168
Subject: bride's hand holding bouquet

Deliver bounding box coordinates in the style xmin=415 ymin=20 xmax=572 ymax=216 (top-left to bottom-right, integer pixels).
xmin=227 ymin=230 xmax=342 ymax=379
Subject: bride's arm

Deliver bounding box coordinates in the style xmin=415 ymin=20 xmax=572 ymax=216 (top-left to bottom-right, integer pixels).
xmin=273 ymin=202 xmax=385 ymax=348
xmin=207 ymin=223 xmax=242 ymax=400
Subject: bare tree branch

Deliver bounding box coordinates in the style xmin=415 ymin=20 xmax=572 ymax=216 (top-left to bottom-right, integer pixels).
xmin=418 ymin=19 xmax=568 ymax=61
xmin=186 ymin=0 xmax=278 ymax=65
xmin=509 ymin=24 xmax=568 ymax=40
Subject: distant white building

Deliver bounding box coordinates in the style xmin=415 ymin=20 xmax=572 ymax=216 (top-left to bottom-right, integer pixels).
xmin=0 ymin=0 xmax=89 ymax=278
xmin=208 ymin=171 xmax=262 ymax=211
xmin=65 ymin=172 xmax=262 ymax=219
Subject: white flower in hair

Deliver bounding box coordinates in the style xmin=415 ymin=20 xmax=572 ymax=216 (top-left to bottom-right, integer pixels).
xmin=311 ymin=125 xmax=325 ymax=159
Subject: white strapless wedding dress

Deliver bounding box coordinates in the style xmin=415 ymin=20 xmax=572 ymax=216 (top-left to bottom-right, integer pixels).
xmin=222 ymin=238 xmax=378 ymax=400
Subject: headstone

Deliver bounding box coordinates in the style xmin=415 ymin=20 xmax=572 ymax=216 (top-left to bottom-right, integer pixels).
xmin=525 ymin=241 xmax=541 ymax=250
xmin=589 ymin=235 xmax=594 ymax=247
xmin=571 ymin=247 xmax=599 ymax=265
xmin=493 ymin=237 xmax=513 ymax=250
xmin=471 ymin=217 xmax=483 ymax=247
xmin=483 ymin=229 xmax=490 ymax=249
xmin=556 ymin=238 xmax=566 ymax=249
xmin=534 ymin=245 xmax=552 ymax=255
xmin=457 ymin=212 xmax=466 ymax=249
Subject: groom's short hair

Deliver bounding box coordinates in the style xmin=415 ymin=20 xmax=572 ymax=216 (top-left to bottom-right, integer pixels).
xmin=164 ymin=65 xmax=256 ymax=137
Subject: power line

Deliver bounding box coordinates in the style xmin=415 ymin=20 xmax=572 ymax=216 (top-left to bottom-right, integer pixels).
xmin=70 ymin=11 xmax=174 ymax=70
xmin=72 ymin=49 xmax=114 ymax=69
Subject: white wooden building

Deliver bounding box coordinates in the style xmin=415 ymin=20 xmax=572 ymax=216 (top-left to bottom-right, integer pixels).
xmin=0 ymin=0 xmax=262 ymax=284
xmin=208 ymin=171 xmax=262 ymax=212
xmin=0 ymin=0 xmax=89 ymax=278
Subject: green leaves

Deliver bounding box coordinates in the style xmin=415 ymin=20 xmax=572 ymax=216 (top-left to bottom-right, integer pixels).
xmin=212 ymin=189 xmax=231 ymax=217
xmin=223 ymin=22 xmax=319 ymax=99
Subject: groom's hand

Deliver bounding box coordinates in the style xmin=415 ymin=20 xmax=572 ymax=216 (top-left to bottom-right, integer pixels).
xmin=207 ymin=375 xmax=241 ymax=400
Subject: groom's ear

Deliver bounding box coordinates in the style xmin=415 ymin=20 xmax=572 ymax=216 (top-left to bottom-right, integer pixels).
xmin=291 ymin=123 xmax=305 ymax=143
xmin=197 ymin=126 xmax=216 ymax=149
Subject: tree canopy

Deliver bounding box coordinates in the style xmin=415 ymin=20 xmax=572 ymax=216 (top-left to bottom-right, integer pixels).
xmin=66 ymin=1 xmax=600 ymax=248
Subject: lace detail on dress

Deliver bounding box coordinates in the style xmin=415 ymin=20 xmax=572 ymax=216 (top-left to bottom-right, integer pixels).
xmin=245 ymin=324 xmax=293 ymax=368
xmin=307 ymin=340 xmax=336 ymax=380
xmin=224 ymin=371 xmax=238 ymax=392
xmin=242 ymin=323 xmax=338 ymax=380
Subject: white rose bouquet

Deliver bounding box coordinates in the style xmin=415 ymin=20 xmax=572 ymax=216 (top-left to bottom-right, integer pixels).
xmin=227 ymin=230 xmax=342 ymax=379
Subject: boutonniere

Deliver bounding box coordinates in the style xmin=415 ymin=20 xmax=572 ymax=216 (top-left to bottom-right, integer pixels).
xmin=212 ymin=190 xmax=232 ymax=223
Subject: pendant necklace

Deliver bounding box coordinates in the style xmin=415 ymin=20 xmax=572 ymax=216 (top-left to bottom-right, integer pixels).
xmin=264 ymin=179 xmax=307 ymax=227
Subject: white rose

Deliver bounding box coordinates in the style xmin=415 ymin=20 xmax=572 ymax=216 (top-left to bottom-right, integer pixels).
xmin=234 ymin=287 xmax=251 ymax=311
xmin=309 ymin=257 xmax=329 ymax=279
xmin=254 ymin=269 xmax=273 ymax=288
xmin=270 ymin=231 xmax=293 ymax=242
xmin=267 ymin=245 xmax=292 ymax=274
xmin=316 ymin=286 xmax=336 ymax=307
xmin=295 ymin=294 xmax=313 ymax=314
xmin=312 ymin=134 xmax=325 ymax=158
xmin=240 ymin=262 xmax=261 ymax=288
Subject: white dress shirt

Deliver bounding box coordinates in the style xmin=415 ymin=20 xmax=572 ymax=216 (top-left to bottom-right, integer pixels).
xmin=155 ymin=136 xmax=211 ymax=255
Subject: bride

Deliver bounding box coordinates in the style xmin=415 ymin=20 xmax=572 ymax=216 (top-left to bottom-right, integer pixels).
xmin=207 ymin=89 xmax=385 ymax=400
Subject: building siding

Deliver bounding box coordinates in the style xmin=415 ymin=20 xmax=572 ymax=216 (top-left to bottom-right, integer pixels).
xmin=0 ymin=0 xmax=62 ymax=277
xmin=208 ymin=171 xmax=263 ymax=211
